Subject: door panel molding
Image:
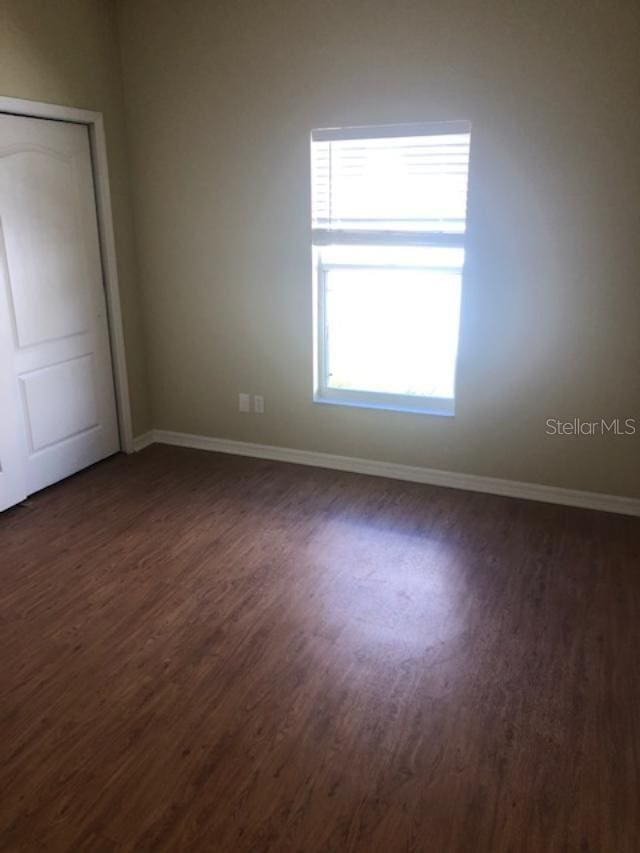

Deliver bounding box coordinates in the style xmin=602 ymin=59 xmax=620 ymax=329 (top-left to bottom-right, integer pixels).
xmin=3 ymin=148 xmax=92 ymax=348
xmin=0 ymin=96 xmax=133 ymax=452
xmin=0 ymin=143 xmax=71 ymax=162
xmin=19 ymin=353 xmax=99 ymax=452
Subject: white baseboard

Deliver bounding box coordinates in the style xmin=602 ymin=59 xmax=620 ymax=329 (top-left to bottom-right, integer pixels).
xmin=131 ymin=431 xmax=155 ymax=452
xmin=142 ymin=429 xmax=640 ymax=517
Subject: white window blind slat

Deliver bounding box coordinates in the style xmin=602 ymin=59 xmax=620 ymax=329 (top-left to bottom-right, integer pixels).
xmin=311 ymin=128 xmax=471 ymax=234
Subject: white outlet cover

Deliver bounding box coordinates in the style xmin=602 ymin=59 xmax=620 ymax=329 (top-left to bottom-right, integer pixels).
xmin=239 ymin=393 xmax=251 ymax=412
xmin=254 ymin=395 xmax=264 ymax=413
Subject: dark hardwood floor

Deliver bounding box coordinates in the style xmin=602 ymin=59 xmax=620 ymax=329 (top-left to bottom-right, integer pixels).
xmin=1 ymin=445 xmax=639 ymax=852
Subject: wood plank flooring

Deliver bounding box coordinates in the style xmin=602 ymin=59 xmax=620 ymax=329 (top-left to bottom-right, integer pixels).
xmin=1 ymin=445 xmax=639 ymax=852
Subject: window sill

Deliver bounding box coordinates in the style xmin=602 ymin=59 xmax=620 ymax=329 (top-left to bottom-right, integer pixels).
xmin=313 ymin=393 xmax=455 ymax=418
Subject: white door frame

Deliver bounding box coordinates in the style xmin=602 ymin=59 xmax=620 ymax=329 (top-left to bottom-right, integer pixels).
xmin=0 ymin=95 xmax=134 ymax=452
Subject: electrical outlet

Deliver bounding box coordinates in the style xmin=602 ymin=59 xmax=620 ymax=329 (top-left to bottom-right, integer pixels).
xmin=254 ymin=395 xmax=265 ymax=414
xmin=238 ymin=393 xmax=251 ymax=412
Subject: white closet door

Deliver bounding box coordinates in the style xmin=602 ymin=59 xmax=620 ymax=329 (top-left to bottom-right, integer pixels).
xmin=0 ymin=261 xmax=27 ymax=511
xmin=0 ymin=113 xmax=119 ymax=509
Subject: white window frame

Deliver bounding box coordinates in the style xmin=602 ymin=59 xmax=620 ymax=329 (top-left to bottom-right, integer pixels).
xmin=311 ymin=120 xmax=470 ymax=417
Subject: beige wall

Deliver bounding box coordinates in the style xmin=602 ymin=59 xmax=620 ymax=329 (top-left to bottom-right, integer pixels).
xmin=117 ymin=0 xmax=639 ymax=497
xmin=0 ymin=0 xmax=150 ymax=435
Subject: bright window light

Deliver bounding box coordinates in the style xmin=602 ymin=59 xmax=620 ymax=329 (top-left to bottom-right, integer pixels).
xmin=311 ymin=121 xmax=471 ymax=416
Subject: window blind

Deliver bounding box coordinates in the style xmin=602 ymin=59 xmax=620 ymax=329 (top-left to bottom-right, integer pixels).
xmin=311 ymin=122 xmax=471 ymax=235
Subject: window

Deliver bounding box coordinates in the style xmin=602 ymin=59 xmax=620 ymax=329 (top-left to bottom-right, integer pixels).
xmin=311 ymin=121 xmax=471 ymax=415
